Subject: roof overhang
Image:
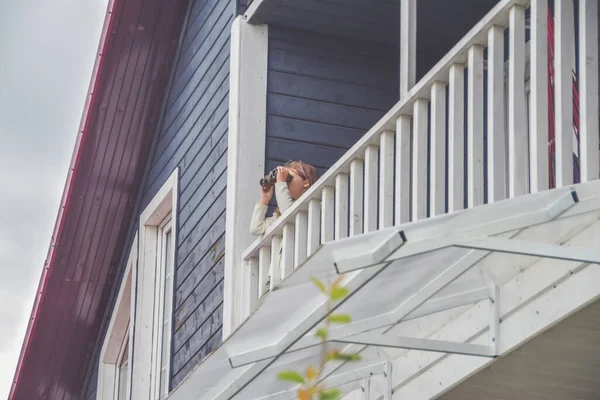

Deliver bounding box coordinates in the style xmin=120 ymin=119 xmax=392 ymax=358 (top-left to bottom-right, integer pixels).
xmin=167 ymin=180 xmax=600 ymax=400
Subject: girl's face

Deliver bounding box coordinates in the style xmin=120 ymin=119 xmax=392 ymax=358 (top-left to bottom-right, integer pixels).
xmin=287 ymin=169 xmax=310 ymax=200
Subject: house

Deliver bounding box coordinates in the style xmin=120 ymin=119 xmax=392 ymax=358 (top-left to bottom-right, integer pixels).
xmin=9 ymin=0 xmax=600 ymax=398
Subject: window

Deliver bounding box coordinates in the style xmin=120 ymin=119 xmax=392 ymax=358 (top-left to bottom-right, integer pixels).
xmin=96 ymin=236 xmax=136 ymax=400
xmin=131 ymin=169 xmax=178 ymax=400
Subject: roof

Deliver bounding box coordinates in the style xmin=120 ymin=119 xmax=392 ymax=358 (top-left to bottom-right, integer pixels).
xmin=165 ymin=180 xmax=600 ymax=400
xmin=9 ymin=0 xmax=189 ymax=398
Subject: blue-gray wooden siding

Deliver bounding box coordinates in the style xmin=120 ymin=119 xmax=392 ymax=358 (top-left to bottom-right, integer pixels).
xmin=265 ymin=26 xmax=399 ymax=179
xmin=139 ymin=0 xmax=232 ymax=387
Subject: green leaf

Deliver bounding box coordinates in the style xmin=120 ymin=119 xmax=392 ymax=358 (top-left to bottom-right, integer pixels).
xmin=328 ymin=314 xmax=351 ymax=324
xmin=333 ymin=352 xmax=361 ymax=362
xmin=277 ymin=370 xmax=305 ymax=384
xmin=330 ymin=286 xmax=349 ymax=301
xmin=311 ymin=277 xmax=328 ymax=294
xmin=320 ymin=388 xmax=341 ymax=400
xmin=315 ymin=327 xmax=328 ymax=340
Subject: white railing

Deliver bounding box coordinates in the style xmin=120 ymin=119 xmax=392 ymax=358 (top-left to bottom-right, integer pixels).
xmin=239 ymin=0 xmax=599 ymax=316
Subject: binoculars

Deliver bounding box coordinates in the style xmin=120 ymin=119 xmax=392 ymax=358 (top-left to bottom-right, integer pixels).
xmin=259 ymin=168 xmax=293 ymax=187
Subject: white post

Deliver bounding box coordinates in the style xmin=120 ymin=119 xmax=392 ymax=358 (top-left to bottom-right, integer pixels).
xmin=307 ymin=199 xmax=321 ymax=256
xmin=364 ymin=145 xmax=379 ymax=232
xmin=400 ymin=0 xmax=417 ymax=96
xmin=335 ymin=174 xmax=349 ymax=239
xmin=468 ymin=45 xmax=484 ymax=207
xmin=530 ymin=0 xmax=549 ymax=192
xmin=294 ymin=211 xmax=308 ymax=267
xmin=554 ymin=0 xmax=575 ymax=187
xmin=224 ymin=17 xmax=268 ymax=338
xmin=349 ymin=159 xmax=364 ymax=236
xmin=379 ymin=131 xmax=395 ymax=228
xmin=430 ymin=81 xmax=447 ymax=216
xmin=321 ymin=186 xmax=335 ymax=242
xmin=487 ymin=25 xmax=507 ymax=203
xmin=448 ymin=64 xmax=465 ymax=213
xmin=579 ymin=0 xmax=599 ymax=183
xmin=412 ymin=98 xmax=428 ymax=220
xmin=508 ymin=5 xmax=528 ymax=197
xmin=395 ymin=115 xmax=412 ymax=224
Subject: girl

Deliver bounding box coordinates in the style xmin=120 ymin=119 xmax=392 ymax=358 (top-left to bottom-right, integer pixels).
xmin=250 ymin=161 xmax=318 ymax=295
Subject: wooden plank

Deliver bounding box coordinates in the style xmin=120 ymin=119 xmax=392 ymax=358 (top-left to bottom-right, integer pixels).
xmin=554 ymin=0 xmax=575 ymax=187
xmin=267 ymin=115 xmax=364 ymax=148
xmin=364 ymin=145 xmax=379 ymax=231
xmin=579 ymin=0 xmax=599 ymax=182
xmin=269 ymin=235 xmax=282 ymax=289
xmin=294 ymin=211 xmax=308 ymax=267
xmin=487 ymin=25 xmax=507 ymax=203
xmin=244 ymin=258 xmax=259 ymax=317
xmin=400 ymin=0 xmax=417 ymax=95
xmin=265 ymin=137 xmax=349 ymax=170
xmin=508 ymin=5 xmax=528 ymax=197
xmin=395 ymin=115 xmax=412 ymax=224
xmin=281 ymin=223 xmax=295 ymax=279
xmin=529 ymin=0 xmax=549 ymax=192
xmin=448 ymin=64 xmax=465 ymax=213
xmin=349 ymin=159 xmax=364 ymax=236
xmin=258 ymin=247 xmax=271 ymax=298
xmin=412 ymin=98 xmax=428 ymax=220
xmin=430 ymin=81 xmax=447 ymax=216
xmin=335 ymin=174 xmax=349 ymax=239
xmin=307 ymin=199 xmax=321 ymax=256
xmin=321 ymin=186 xmax=335 ymax=242
xmin=379 ymin=130 xmax=395 ymax=227
xmin=467 ymin=45 xmax=484 ymax=207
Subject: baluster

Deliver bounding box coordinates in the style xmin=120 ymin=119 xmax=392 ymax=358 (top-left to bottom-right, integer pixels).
xmin=555 ymin=0 xmax=575 ymax=187
xmin=430 ymin=81 xmax=447 ymax=216
xmin=488 ymin=25 xmax=507 ymax=203
xmin=579 ymin=0 xmax=599 ymax=182
xmin=530 ymin=0 xmax=550 ymax=192
xmin=395 ymin=115 xmax=411 ymax=224
xmin=281 ymin=223 xmax=295 ymax=279
xmin=448 ymin=64 xmax=465 ymax=212
xmin=269 ymin=235 xmax=282 ymax=289
xmin=468 ymin=45 xmax=484 ymax=207
xmin=413 ymin=98 xmax=428 ymax=220
xmin=258 ymin=247 xmax=271 ymax=298
xmin=349 ymin=159 xmax=364 ymax=236
xmin=335 ymin=174 xmax=349 ymax=239
xmin=508 ymin=5 xmax=528 ymax=197
xmin=321 ymin=186 xmax=335 ymax=243
xmin=243 ymin=258 xmax=259 ymax=316
xmin=364 ymin=145 xmax=379 ymax=232
xmin=307 ymin=199 xmax=321 ymax=256
xmin=379 ymin=131 xmax=394 ymax=227
xmin=294 ymin=211 xmax=308 ymax=267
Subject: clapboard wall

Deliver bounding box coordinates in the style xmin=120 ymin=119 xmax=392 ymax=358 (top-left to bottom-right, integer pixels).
xmin=265 ymin=26 xmax=399 ymax=178
xmin=140 ymin=0 xmax=232 ymax=387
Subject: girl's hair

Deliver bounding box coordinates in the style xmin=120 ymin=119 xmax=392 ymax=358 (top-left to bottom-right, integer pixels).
xmin=273 ymin=161 xmax=318 ymax=218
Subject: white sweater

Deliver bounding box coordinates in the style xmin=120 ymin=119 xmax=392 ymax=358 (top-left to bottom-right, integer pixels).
xmin=249 ymin=182 xmax=294 ymax=236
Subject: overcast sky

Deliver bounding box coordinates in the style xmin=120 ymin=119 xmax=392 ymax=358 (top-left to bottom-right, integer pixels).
xmin=0 ymin=1 xmax=108 ymax=398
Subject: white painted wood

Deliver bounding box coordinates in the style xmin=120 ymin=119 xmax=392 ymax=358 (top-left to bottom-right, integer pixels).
xmin=579 ymin=0 xmax=599 ymax=183
xmin=364 ymin=145 xmax=379 ymax=232
xmin=554 ymin=0 xmax=575 ymax=187
xmin=245 ymin=258 xmax=259 ymax=315
xmin=269 ymin=235 xmax=282 ymax=289
xmin=430 ymin=81 xmax=447 ymax=216
xmin=529 ymin=0 xmax=550 ymax=192
xmin=258 ymin=247 xmax=271 ymax=298
xmin=335 ymin=173 xmax=349 ymax=239
xmin=395 ymin=115 xmax=412 ymax=224
xmin=379 ymin=131 xmax=395 ymax=227
xmin=133 ymin=169 xmax=178 ymax=400
xmin=321 ymin=186 xmax=335 ymax=242
xmin=281 ymin=223 xmax=295 ymax=279
xmin=400 ymin=0 xmax=417 ymax=96
xmin=307 ymin=199 xmax=321 ymax=256
xmin=412 ymin=99 xmax=428 ymax=220
xmin=508 ymin=5 xmax=528 ymax=198
xmin=448 ymin=64 xmax=465 ymax=213
xmin=294 ymin=211 xmax=308 ymax=267
xmin=224 ymin=17 xmax=268 ymax=338
xmin=468 ymin=45 xmax=484 ymax=208
xmin=350 ymin=159 xmax=364 ymax=236
xmin=487 ymin=25 xmax=507 ymax=203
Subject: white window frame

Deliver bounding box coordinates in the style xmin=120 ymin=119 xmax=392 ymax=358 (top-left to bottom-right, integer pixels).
xmin=96 ymin=234 xmax=137 ymax=400
xmin=131 ymin=168 xmax=178 ymax=400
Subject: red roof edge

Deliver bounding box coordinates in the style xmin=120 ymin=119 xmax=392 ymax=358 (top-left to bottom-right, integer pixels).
xmin=9 ymin=1 xmax=120 ymax=397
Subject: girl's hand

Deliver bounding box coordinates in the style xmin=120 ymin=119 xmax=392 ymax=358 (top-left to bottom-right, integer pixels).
xmin=276 ymin=166 xmax=289 ymax=183
xmin=260 ymin=185 xmax=274 ymax=205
